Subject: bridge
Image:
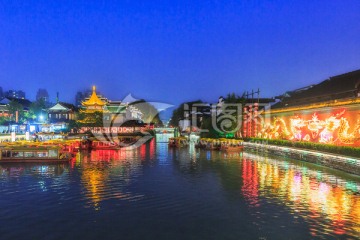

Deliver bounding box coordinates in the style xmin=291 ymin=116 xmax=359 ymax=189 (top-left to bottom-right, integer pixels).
xmin=154 ymin=128 xmax=176 ymax=143
xmin=154 ymin=128 xmax=175 ymax=134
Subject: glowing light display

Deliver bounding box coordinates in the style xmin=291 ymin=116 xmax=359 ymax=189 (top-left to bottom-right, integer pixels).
xmin=255 ymin=106 xmax=360 ymax=146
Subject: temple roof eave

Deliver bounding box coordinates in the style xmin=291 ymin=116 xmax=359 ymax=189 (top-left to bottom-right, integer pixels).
xmin=82 ymin=102 xmax=106 ymax=106
xmin=81 ymin=86 xmax=107 ymax=106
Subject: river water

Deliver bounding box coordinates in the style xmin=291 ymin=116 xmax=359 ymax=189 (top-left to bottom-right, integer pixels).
xmin=0 ymin=138 xmax=359 ymax=239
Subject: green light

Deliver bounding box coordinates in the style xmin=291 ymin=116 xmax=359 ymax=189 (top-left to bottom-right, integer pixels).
xmin=345 ymin=182 xmax=358 ymax=192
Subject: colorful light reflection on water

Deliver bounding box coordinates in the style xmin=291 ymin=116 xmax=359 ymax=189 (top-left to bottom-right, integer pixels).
xmin=239 ymin=153 xmax=360 ymax=237
xmin=0 ymin=140 xmax=359 ymax=239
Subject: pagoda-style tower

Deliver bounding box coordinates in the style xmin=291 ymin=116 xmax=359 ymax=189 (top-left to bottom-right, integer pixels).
xmin=81 ymin=86 xmax=106 ymax=112
xmin=77 ymin=86 xmax=108 ymax=126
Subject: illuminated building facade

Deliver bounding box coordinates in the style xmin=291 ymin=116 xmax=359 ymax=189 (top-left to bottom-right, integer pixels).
xmin=47 ymin=102 xmax=77 ymax=123
xmin=81 ymin=86 xmax=107 ymax=112
xmin=81 ymin=86 xmax=143 ymax=121
xmin=5 ymin=90 xmax=26 ymax=99
xmin=250 ymin=70 xmax=360 ymax=146
xmin=36 ymin=88 xmax=49 ymax=103
xmin=0 ymin=103 xmax=9 ymax=117
xmin=0 ymin=87 xmax=4 ymax=99
xmin=78 ymin=86 xmax=148 ymax=133
xmin=241 ymin=99 xmax=275 ymax=138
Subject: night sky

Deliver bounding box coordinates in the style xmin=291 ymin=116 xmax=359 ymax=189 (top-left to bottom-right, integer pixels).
xmin=1 ymin=0 xmax=359 ymax=107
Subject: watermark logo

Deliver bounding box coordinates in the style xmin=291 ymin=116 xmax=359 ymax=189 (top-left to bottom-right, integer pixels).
xmin=212 ymin=103 xmax=242 ymax=133
xmin=90 ymin=94 xmax=173 ymax=149
xmin=184 ymin=102 xmax=271 ymax=136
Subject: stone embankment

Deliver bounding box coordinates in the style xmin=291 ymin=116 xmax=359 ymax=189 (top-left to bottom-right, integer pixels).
xmin=244 ymin=142 xmax=360 ymax=175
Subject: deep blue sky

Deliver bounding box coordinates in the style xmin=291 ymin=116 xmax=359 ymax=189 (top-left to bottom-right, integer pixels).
xmin=1 ymin=0 xmax=359 ymax=106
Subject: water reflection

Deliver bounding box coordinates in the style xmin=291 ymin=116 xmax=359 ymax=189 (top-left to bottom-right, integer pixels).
xmin=0 ymin=141 xmax=359 ymax=239
xmin=77 ymin=139 xmax=156 ymax=209
xmin=170 ymin=146 xmax=360 ymax=238
xmin=230 ymin=152 xmax=359 ymax=238
xmin=0 ymin=164 xmax=67 ymax=179
xmin=242 ymin=158 xmax=259 ymax=207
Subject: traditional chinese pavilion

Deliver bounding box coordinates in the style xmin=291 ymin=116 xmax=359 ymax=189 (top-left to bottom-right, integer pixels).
xmin=81 ymin=86 xmax=107 ymax=112
xmin=78 ymin=86 xmax=147 ymax=133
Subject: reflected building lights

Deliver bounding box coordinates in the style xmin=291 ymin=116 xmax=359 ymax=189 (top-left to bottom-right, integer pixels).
xmin=78 ymin=148 xmax=146 ymax=209
xmin=241 ymin=154 xmax=360 ymax=236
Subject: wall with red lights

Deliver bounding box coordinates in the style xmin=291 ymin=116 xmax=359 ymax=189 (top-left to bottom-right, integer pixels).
xmin=254 ymin=103 xmax=360 ymax=146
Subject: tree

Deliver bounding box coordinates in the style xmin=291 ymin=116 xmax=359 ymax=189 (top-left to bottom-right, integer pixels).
xmin=200 ymin=93 xmax=246 ymax=138
xmin=224 ymin=92 xmax=245 ymax=104
xmin=26 ymin=98 xmax=47 ymax=121
xmin=129 ymin=100 xmax=163 ymax=125
xmin=66 ymin=120 xmax=79 ymax=133
xmin=0 ymin=116 xmax=10 ymax=125
xmin=169 ymin=100 xmax=203 ymax=127
xmin=76 ymin=110 xmax=104 ymax=127
xmin=220 ymin=92 xmax=246 ymax=138
xmin=200 ymin=116 xmax=219 ymax=138
xmin=6 ymin=100 xmax=24 ymax=122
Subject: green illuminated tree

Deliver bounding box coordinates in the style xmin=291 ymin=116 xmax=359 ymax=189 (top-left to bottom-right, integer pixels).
xmin=76 ymin=110 xmax=104 ymax=127
xmin=0 ymin=116 xmax=10 ymax=125
xmin=26 ymin=98 xmax=47 ymax=120
xmin=6 ymin=100 xmax=24 ymax=122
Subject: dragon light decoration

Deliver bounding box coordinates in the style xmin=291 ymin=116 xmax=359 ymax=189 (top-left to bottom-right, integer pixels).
xmin=260 ymin=118 xmax=292 ymax=139
xmin=290 ymin=116 xmax=306 ymax=140
xmin=258 ymin=110 xmax=360 ymax=146
xmin=307 ymin=113 xmax=325 ymax=139
xmin=338 ymin=118 xmax=360 ymax=144
xmin=319 ymin=115 xmax=341 ymax=144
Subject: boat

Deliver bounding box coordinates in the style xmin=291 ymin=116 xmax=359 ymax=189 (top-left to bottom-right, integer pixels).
xmin=0 ymin=145 xmax=72 ymax=163
xmin=195 ymin=138 xmax=210 ymax=149
xmin=219 ymin=139 xmax=244 ymax=152
xmin=90 ymin=136 xmax=143 ymax=150
xmin=195 ymin=138 xmax=221 ymax=150
xmin=195 ymin=138 xmax=244 ymax=151
xmin=168 ymin=137 xmax=188 ymax=148
xmin=90 ymin=140 xmax=122 ymax=150
xmin=205 ymin=139 xmax=221 ymax=150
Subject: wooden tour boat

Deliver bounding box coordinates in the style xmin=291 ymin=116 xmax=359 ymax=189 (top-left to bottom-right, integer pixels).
xmin=195 ymin=138 xmax=244 ymax=152
xmin=219 ymin=139 xmax=244 ymax=152
xmin=90 ymin=136 xmax=143 ymax=150
xmin=168 ymin=137 xmax=189 ymax=148
xmin=0 ymin=145 xmax=72 ymax=163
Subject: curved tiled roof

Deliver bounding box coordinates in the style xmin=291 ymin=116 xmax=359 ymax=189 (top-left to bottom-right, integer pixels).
xmin=82 ymin=86 xmax=106 ymax=106
xmin=273 ymin=69 xmax=360 ymax=109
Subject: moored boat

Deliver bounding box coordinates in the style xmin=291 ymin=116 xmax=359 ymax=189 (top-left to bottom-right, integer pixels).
xmin=195 ymin=138 xmax=211 ymax=149
xmin=0 ymin=145 xmax=72 ymax=163
xmin=168 ymin=137 xmax=188 ymax=148
xmin=195 ymin=138 xmax=244 ymax=151
xmin=91 ymin=140 xmax=122 ymax=150
xmin=219 ymin=139 xmax=244 ymax=152
xmin=90 ymin=136 xmax=143 ymax=150
xmin=205 ymin=139 xmax=220 ymax=150
xmin=196 ymin=138 xmax=221 ymax=150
